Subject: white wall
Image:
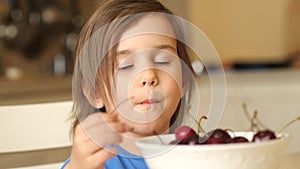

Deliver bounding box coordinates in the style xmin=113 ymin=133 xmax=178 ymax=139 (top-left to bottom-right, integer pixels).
xmin=194 ymin=69 xmax=300 ymax=154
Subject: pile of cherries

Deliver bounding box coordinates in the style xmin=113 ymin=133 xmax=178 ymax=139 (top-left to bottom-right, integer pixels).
xmin=168 ymin=104 xmax=299 ymax=145
xmin=170 ymin=126 xmax=276 ymax=145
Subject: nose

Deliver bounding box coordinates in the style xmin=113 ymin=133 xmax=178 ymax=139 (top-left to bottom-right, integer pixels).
xmin=139 ymin=69 xmax=159 ymax=87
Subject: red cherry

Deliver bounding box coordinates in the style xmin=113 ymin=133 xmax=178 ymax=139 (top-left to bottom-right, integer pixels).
xmin=175 ymin=125 xmax=197 ymax=141
xmin=252 ymin=130 xmax=276 ymax=142
xmin=205 ymin=137 xmax=227 ymax=144
xmin=207 ymin=129 xmax=232 ymax=144
xmin=180 ymin=134 xmax=200 ymax=145
xmin=231 ymin=136 xmax=249 ymax=143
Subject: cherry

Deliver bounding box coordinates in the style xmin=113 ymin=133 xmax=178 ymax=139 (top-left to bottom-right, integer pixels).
xmin=180 ymin=133 xmax=200 ymax=145
xmin=205 ymin=137 xmax=227 ymax=144
xmin=206 ymin=128 xmax=232 ymax=144
xmin=167 ymin=104 xmax=299 ymax=146
xmin=231 ymin=136 xmax=249 ymax=143
xmin=175 ymin=125 xmax=197 ymax=141
xmin=252 ymin=130 xmax=276 ymax=142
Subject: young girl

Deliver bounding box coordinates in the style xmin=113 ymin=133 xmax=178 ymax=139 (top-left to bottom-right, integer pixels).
xmin=62 ymin=0 xmax=199 ymax=168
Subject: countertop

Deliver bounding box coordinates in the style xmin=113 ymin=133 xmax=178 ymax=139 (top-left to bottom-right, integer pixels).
xmin=0 ymin=75 xmax=72 ymax=105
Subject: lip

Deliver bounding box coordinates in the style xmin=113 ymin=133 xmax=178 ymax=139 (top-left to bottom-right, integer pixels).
xmin=140 ymin=99 xmax=159 ymax=105
xmin=133 ymin=98 xmax=161 ymax=111
xmin=137 ymin=99 xmax=160 ymax=105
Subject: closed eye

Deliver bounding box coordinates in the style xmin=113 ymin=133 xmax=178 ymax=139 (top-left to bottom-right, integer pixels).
xmin=118 ymin=65 xmax=134 ymax=70
xmin=154 ymin=61 xmax=170 ymax=64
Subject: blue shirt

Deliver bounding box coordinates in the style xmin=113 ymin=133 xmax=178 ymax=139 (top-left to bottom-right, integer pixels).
xmin=60 ymin=145 xmax=149 ymax=169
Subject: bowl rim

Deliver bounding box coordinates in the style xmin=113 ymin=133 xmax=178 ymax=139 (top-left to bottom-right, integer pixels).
xmin=136 ymin=131 xmax=290 ymax=151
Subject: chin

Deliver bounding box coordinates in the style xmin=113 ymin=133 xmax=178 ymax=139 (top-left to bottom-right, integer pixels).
xmin=129 ymin=122 xmax=170 ymax=137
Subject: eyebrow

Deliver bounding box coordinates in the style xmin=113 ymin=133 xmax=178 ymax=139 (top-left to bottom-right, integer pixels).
xmin=116 ymin=49 xmax=131 ymax=56
xmin=116 ymin=44 xmax=177 ymax=56
xmin=155 ymin=44 xmax=177 ymax=52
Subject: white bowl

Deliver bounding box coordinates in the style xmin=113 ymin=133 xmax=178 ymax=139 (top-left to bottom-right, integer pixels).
xmin=136 ymin=132 xmax=290 ymax=169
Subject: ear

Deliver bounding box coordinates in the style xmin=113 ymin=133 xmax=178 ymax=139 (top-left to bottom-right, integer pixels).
xmin=94 ymin=96 xmax=104 ymax=109
xmin=82 ymin=80 xmax=104 ymax=108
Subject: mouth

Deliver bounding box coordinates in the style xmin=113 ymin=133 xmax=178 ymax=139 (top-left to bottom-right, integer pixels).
xmin=140 ymin=99 xmax=159 ymax=105
xmin=135 ymin=98 xmax=161 ymax=110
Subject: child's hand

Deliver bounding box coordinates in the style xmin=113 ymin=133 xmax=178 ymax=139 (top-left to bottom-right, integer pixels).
xmin=65 ymin=112 xmax=127 ymax=169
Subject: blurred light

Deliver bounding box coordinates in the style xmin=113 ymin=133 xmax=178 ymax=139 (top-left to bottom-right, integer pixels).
xmin=5 ymin=25 xmax=17 ymax=38
xmin=66 ymin=33 xmax=78 ymax=50
xmin=53 ymin=54 xmax=66 ymax=76
xmin=42 ymin=8 xmax=57 ymax=24
xmin=29 ymin=11 xmax=41 ymax=25
xmin=4 ymin=66 xmax=23 ymax=80
xmin=192 ymin=60 xmax=204 ymax=75
xmin=11 ymin=9 xmax=23 ymax=21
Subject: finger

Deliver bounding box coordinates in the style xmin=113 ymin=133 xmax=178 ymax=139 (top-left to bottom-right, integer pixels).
xmin=73 ymin=123 xmax=122 ymax=156
xmin=73 ymin=124 xmax=104 ymax=154
xmin=82 ymin=113 xmax=127 ymax=134
xmin=85 ymin=121 xmax=125 ymax=147
xmin=82 ymin=113 xmax=127 ymax=137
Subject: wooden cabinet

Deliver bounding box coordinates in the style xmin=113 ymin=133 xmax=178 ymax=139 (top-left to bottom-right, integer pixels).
xmin=185 ymin=0 xmax=300 ymax=64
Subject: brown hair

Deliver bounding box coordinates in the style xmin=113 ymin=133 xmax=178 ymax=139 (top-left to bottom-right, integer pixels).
xmin=71 ymin=0 xmax=195 ymax=135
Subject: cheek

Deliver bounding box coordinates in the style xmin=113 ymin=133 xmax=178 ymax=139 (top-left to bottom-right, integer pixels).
xmin=163 ymin=77 xmax=181 ymax=111
xmin=161 ymin=74 xmax=182 ymax=98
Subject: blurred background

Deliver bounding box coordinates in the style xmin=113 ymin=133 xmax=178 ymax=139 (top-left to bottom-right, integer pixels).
xmin=0 ymin=0 xmax=95 ymax=104
xmin=0 ymin=0 xmax=300 ymax=105
xmin=0 ymin=0 xmax=299 ymax=168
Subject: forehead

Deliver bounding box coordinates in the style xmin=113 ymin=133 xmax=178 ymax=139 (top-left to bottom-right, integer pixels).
xmin=120 ymin=13 xmax=176 ymax=41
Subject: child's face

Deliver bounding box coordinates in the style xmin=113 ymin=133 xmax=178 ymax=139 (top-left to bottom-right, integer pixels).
xmin=107 ymin=14 xmax=183 ymax=137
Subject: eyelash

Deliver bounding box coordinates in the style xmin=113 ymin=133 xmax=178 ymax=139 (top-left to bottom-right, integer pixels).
xmin=118 ymin=65 xmax=134 ymax=70
xmin=154 ymin=61 xmax=170 ymax=64
xmin=118 ymin=60 xmax=170 ymax=70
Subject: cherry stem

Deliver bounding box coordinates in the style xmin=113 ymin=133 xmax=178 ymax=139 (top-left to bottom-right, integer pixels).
xmin=152 ymin=130 xmax=165 ymax=144
xmin=197 ymin=116 xmax=208 ymax=136
xmin=250 ymin=110 xmax=261 ymax=131
xmin=243 ymin=103 xmax=270 ymax=131
xmin=184 ymin=105 xmax=207 ymax=136
xmin=242 ymin=103 xmax=252 ymax=122
xmin=253 ymin=111 xmax=271 ymax=130
xmin=279 ymin=116 xmax=300 ymax=133
xmin=242 ymin=103 xmax=256 ymax=131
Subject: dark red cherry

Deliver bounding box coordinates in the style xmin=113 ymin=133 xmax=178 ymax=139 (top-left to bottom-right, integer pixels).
xmin=252 ymin=130 xmax=276 ymax=142
xmin=207 ymin=129 xmax=231 ymax=143
xmin=231 ymin=136 xmax=249 ymax=143
xmin=180 ymin=134 xmax=200 ymax=145
xmin=205 ymin=137 xmax=227 ymax=144
xmin=175 ymin=125 xmax=197 ymax=141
